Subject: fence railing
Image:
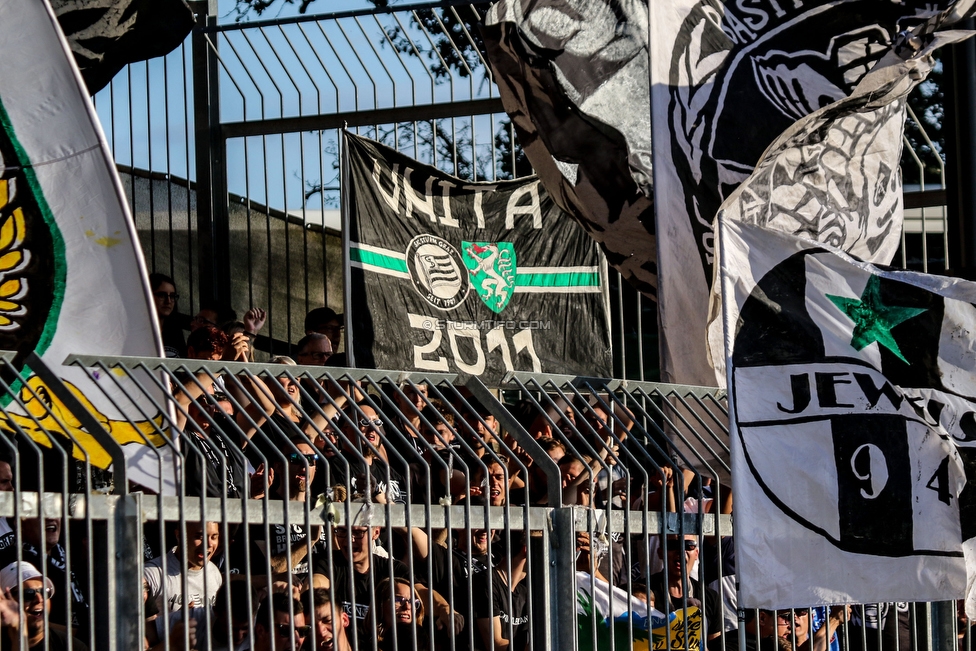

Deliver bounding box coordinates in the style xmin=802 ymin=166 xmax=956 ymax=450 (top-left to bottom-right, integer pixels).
xmin=0 ymin=351 xmax=965 ymax=651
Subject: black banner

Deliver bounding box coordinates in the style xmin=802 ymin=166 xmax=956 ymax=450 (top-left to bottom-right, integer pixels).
xmin=53 ymin=0 xmax=195 ymax=95
xmin=344 ymin=132 xmax=612 ymax=385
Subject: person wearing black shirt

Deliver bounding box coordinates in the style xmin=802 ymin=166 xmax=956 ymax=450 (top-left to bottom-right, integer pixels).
xmin=247 ymin=364 xmax=337 ymax=468
xmin=308 ymin=588 xmax=354 ymax=651
xmin=473 ymin=533 xmax=529 ymax=651
xmin=182 ymin=391 xmax=247 ymax=500
xmin=248 ymin=440 xmax=324 ymax=579
xmin=311 ymin=525 xmax=411 ymax=647
xmin=376 ymin=578 xmax=430 ymax=651
xmin=844 ymin=604 xmax=897 ymax=651
xmin=173 ymin=358 xmax=276 ymax=485
xmin=648 ymin=536 xmax=722 ymax=646
xmin=311 ymin=524 xmax=458 ymax=648
xmin=419 ymin=497 xmax=493 ymax=625
xmin=340 ymin=404 xmax=407 ymax=504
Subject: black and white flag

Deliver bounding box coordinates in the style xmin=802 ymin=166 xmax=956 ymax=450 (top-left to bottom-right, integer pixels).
xmin=707 ymin=3 xmax=976 ymax=385
xmin=719 ymin=218 xmax=976 ymax=612
xmin=482 ymin=0 xmax=959 ymax=385
xmin=344 ymin=132 xmax=612 ymax=385
xmin=654 ymin=0 xmax=968 ymax=385
xmin=482 ymin=0 xmax=656 ymax=300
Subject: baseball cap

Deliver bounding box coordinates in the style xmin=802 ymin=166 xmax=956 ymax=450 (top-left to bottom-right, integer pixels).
xmin=0 ymin=562 xmax=55 ymax=595
xmin=304 ymin=307 xmax=343 ymax=332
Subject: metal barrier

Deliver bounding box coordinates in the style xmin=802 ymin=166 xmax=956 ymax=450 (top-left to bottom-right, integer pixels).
xmin=0 ymin=351 xmax=964 ymax=651
xmin=0 ymin=350 xmax=731 ymax=650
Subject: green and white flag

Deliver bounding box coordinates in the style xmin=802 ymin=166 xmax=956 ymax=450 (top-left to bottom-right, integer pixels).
xmin=0 ymin=0 xmax=170 ymax=491
xmin=345 ymin=132 xmax=612 ymax=384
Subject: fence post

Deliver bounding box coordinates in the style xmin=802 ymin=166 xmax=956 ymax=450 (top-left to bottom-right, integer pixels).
xmin=463 ymin=377 xmax=573 ymax=651
xmin=190 ymin=0 xmax=231 ymax=306
xmin=549 ymin=506 xmax=578 ymax=651
xmin=931 ymin=601 xmax=957 ymax=651
xmin=93 ymin=492 xmax=143 ymax=650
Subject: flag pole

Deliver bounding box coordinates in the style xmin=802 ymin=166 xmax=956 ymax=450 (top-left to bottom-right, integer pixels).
xmin=717 ymin=211 xmax=748 ymax=651
xmin=340 ymin=127 xmax=355 ymax=368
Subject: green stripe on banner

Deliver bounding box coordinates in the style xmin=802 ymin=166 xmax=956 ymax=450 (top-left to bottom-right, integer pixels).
xmin=515 ymin=272 xmax=600 ymax=287
xmin=351 ymin=247 xmax=408 ymax=273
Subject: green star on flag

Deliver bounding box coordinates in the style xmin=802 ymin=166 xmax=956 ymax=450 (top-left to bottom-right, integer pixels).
xmin=826 ymin=275 xmax=926 ymax=364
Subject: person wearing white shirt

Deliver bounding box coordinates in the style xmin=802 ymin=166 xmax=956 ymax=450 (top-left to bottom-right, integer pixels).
xmin=144 ymin=521 xmax=223 ymax=643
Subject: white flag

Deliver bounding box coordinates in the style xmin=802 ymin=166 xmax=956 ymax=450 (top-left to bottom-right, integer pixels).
xmin=705 ymin=2 xmax=976 ymax=387
xmin=653 ymin=0 xmax=960 ymax=384
xmin=0 ymin=0 xmax=172 ymax=492
xmin=719 ymin=218 xmax=976 ymax=614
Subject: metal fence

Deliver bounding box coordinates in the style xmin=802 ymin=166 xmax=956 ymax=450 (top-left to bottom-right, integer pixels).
xmin=90 ymin=1 xmax=949 ymax=381
xmin=0 ymin=350 xmax=965 ymax=651
xmin=85 ymin=3 xmax=655 ymax=378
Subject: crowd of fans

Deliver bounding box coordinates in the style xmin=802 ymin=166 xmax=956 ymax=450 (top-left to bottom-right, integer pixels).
xmin=0 ymin=274 xmax=961 ymax=651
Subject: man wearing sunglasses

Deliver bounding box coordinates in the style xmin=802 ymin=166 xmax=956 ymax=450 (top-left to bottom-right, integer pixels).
xmin=253 ymin=593 xmax=308 ymax=651
xmin=250 ymin=440 xmax=325 ymax=579
xmin=340 ymin=404 xmax=406 ymax=505
xmin=0 ymin=561 xmax=86 ymax=651
xmin=18 ymin=516 xmax=88 ymax=642
xmin=648 ymin=535 xmax=722 ymax=645
xmin=295 ymin=333 xmax=334 ymax=367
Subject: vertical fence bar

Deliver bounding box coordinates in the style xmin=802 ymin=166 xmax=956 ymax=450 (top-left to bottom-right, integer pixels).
xmin=932 ymin=602 xmax=957 ymax=651
xmin=114 ymin=493 xmax=144 ymax=650
xmin=192 ymin=0 xmax=230 ymax=306
xmin=548 ymin=507 xmax=577 ymax=651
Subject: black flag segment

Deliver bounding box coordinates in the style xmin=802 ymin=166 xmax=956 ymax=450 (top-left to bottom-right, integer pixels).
xmin=344 ymin=133 xmax=611 ymax=384
xmin=732 ymin=251 xmax=826 ymax=368
xmin=832 ymin=414 xmax=914 ymax=556
xmin=53 ymin=0 xmax=194 ymax=95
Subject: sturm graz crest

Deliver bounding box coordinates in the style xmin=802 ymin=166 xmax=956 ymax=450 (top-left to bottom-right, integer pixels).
xmin=732 ymin=249 xmax=976 ymax=558
xmin=462 ymin=241 xmax=517 ymax=314
xmin=668 ymin=0 xmax=941 ymax=281
xmin=405 ymin=234 xmax=469 ymax=311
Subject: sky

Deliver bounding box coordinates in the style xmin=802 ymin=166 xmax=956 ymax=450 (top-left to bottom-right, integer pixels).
xmin=92 ymin=0 xmax=505 ymax=217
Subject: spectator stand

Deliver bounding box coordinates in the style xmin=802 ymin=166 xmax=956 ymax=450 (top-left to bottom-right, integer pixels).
xmin=0 ymin=351 xmax=950 ymax=651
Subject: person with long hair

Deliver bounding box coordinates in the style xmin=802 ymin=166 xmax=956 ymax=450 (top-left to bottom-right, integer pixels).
xmin=376 ymin=578 xmax=429 ymax=651
xmin=149 ymin=273 xmax=189 ymax=358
